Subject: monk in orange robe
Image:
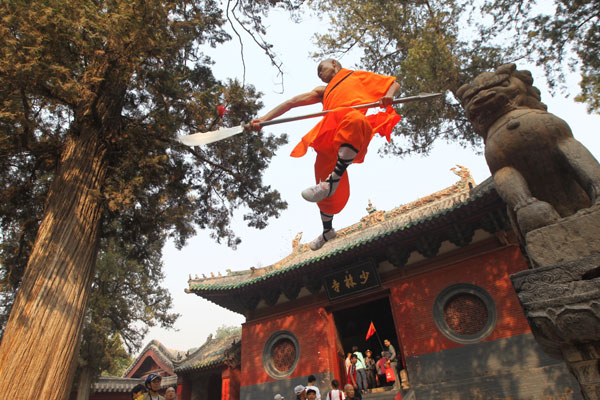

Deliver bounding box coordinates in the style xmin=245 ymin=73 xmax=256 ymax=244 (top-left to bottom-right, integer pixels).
xmin=251 ymin=59 xmax=401 ymax=250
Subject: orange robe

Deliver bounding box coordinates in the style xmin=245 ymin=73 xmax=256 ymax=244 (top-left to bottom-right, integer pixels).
xmin=291 ymin=68 xmax=401 ymax=215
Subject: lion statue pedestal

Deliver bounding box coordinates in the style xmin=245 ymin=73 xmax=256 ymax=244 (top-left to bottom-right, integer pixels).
xmin=458 ymin=63 xmax=600 ymax=400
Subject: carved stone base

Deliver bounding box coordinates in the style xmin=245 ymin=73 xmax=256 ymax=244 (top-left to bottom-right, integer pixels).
xmin=511 ymin=254 xmax=600 ymax=399
xmin=525 ymin=206 xmax=600 ymax=267
xmin=562 ymin=343 xmax=600 ymax=400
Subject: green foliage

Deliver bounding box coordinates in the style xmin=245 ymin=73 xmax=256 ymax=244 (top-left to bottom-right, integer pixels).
xmin=0 ymin=0 xmax=289 ymax=377
xmin=79 ymin=236 xmax=176 ymax=377
xmin=102 ymin=335 xmax=133 ymax=377
xmin=309 ymin=0 xmax=599 ymax=155
xmin=480 ymin=0 xmax=600 ymax=113
xmin=308 ymin=0 xmax=512 ymax=156
xmin=214 ymin=324 xmax=242 ymax=339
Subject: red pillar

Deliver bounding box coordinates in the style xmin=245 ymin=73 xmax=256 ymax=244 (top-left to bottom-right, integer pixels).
xmin=321 ymin=307 xmax=344 ymax=382
xmin=221 ymin=378 xmax=230 ymax=400
xmin=222 ymin=367 xmax=241 ymax=400
xmin=177 ymin=375 xmax=192 ymax=400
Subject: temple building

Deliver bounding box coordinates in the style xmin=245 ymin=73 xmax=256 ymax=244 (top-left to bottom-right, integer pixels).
xmin=184 ymin=166 xmax=582 ymax=400
xmin=82 ymin=333 xmax=240 ymax=400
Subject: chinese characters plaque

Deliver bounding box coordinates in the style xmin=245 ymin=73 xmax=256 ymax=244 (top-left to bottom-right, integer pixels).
xmin=323 ymin=259 xmax=381 ymax=301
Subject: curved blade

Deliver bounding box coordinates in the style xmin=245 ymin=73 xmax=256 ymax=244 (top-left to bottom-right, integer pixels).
xmin=177 ymin=125 xmax=245 ymax=146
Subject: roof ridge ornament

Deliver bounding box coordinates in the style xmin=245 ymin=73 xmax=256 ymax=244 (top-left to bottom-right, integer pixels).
xmin=292 ymin=232 xmax=303 ymax=251
xmin=366 ymin=199 xmax=377 ymax=214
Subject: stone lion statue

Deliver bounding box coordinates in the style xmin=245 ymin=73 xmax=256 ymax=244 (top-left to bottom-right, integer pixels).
xmin=456 ymin=63 xmax=600 ymax=235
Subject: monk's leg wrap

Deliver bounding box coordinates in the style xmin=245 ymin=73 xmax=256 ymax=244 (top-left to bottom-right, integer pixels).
xmin=320 ymin=211 xmax=334 ymax=238
xmin=334 ymin=157 xmax=354 ymax=177
xmin=309 ymin=211 xmax=337 ymax=251
xmin=301 ymin=144 xmax=357 ymax=204
xmin=339 ymin=143 xmax=359 ymax=153
xmin=321 ymin=211 xmax=333 ymax=226
xmin=333 ymin=144 xmax=358 ymax=178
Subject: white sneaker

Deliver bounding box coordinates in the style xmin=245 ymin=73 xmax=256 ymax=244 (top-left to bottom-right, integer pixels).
xmin=301 ymin=177 xmax=340 ymax=203
xmin=309 ymin=229 xmax=336 ymax=251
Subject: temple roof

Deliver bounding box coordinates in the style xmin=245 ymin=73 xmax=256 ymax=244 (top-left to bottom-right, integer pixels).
xmin=123 ymin=339 xmax=186 ymax=378
xmin=175 ymin=331 xmax=241 ymax=373
xmin=185 ymin=166 xmax=511 ymax=314
xmin=95 ymin=334 xmax=241 ymax=391
xmin=188 ymin=166 xmax=495 ymax=292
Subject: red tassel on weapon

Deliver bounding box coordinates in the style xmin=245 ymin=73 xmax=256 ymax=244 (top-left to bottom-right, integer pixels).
xmin=217 ymin=104 xmax=228 ymax=118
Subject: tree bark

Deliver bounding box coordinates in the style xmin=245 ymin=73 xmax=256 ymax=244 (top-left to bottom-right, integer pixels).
xmin=0 ymin=124 xmax=107 ymax=399
xmin=76 ymin=367 xmax=93 ymax=400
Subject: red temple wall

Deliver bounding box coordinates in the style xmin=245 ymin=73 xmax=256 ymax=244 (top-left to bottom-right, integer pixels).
xmin=240 ymin=245 xmax=532 ymax=389
xmin=241 ymin=305 xmax=340 ymax=386
xmin=388 ymin=245 xmax=531 ymax=359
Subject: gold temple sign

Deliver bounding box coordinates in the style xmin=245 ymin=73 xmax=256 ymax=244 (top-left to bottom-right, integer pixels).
xmin=359 ymin=270 xmax=370 ymax=284
xmin=344 ymin=273 xmax=357 ymax=288
xmin=323 ymin=259 xmax=381 ymax=301
xmin=332 ymin=279 xmax=341 ymax=293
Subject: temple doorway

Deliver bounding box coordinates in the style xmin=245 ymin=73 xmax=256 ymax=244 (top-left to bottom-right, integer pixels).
xmin=332 ymin=296 xmax=403 ymax=373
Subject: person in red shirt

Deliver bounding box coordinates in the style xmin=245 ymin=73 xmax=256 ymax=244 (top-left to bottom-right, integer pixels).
xmin=376 ymin=351 xmax=389 ymax=387
xmin=346 ymin=353 xmax=359 ymax=391
xmin=251 ymin=59 xmax=401 ymax=250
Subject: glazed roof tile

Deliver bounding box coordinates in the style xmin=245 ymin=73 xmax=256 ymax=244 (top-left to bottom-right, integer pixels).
xmin=174 ymin=331 xmax=241 ymax=373
xmin=188 ymin=167 xmax=496 ymax=293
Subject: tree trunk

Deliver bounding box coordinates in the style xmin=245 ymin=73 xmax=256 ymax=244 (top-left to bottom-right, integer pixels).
xmin=76 ymin=367 xmax=93 ymax=400
xmin=0 ymin=124 xmax=107 ymax=399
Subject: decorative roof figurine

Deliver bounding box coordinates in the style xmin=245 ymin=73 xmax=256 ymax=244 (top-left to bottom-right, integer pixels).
xmin=366 ymin=199 xmax=377 ymax=214
xmin=292 ymin=232 xmax=303 ymax=251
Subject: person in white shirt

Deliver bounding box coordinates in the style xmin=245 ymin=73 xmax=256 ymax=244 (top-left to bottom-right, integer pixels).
xmin=326 ymin=379 xmax=345 ymax=400
xmin=306 ymin=375 xmax=321 ymax=400
xmin=352 ymin=346 xmax=368 ymax=394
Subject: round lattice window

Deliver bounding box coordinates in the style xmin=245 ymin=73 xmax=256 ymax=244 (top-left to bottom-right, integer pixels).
xmin=433 ymin=283 xmax=497 ymax=344
xmin=271 ymin=338 xmax=297 ymax=372
xmin=263 ymin=331 xmax=300 ymax=379
xmin=444 ymin=293 xmax=488 ymax=335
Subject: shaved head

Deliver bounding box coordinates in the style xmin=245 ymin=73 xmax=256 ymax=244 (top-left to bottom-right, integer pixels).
xmin=319 ymin=58 xmax=342 ymax=69
xmin=317 ymin=59 xmax=342 ymax=83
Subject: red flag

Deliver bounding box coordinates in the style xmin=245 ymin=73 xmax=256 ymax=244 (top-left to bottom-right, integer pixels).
xmin=365 ymin=321 xmax=376 ymax=340
xmin=217 ymin=104 xmax=228 ymax=118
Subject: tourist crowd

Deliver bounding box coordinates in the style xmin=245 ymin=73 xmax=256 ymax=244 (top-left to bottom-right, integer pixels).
xmin=274 ymin=339 xmax=402 ymax=400
xmin=130 ymin=341 xmax=402 ymax=400
xmin=131 ymin=374 xmax=176 ymax=400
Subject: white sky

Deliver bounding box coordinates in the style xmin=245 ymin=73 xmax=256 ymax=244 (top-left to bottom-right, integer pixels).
xmin=144 ymin=8 xmax=600 ymax=354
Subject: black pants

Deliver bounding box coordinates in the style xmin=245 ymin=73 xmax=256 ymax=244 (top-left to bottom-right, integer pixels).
xmin=377 ymin=373 xmax=388 ymax=387
xmin=367 ymin=369 xmax=376 ymax=388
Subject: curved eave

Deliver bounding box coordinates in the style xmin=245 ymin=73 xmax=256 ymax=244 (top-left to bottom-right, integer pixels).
xmin=174 ymin=359 xmax=225 ymax=374
xmin=190 ymin=187 xmax=502 ymax=295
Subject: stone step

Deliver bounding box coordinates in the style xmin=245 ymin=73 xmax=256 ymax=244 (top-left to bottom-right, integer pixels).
xmin=362 ymin=387 xmax=400 ymax=400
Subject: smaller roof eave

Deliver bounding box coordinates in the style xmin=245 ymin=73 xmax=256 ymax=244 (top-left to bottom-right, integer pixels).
xmin=174 ymin=359 xmax=226 ymax=374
